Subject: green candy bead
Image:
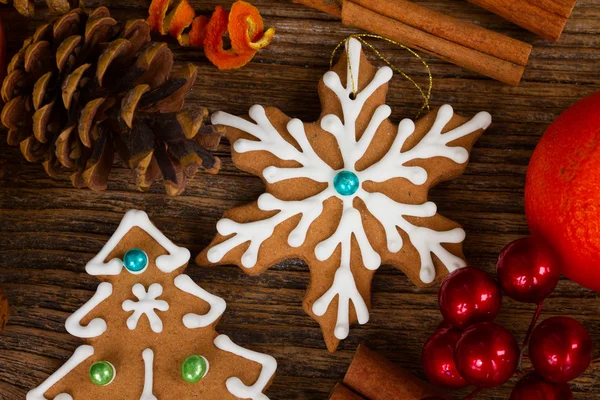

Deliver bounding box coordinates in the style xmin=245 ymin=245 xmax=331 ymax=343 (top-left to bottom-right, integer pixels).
xmin=89 ymin=361 xmax=115 ymax=386
xmin=182 ymin=355 xmax=209 ymax=383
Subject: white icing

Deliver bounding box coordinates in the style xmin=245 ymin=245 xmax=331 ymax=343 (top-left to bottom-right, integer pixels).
xmin=213 ymin=107 xmax=335 ymax=185
xmin=65 ymin=282 xmax=112 ymax=338
xmin=86 ymin=209 xmax=190 ymax=276
xmin=313 ymin=265 xmax=368 ymax=340
xmin=209 ymin=38 xmax=491 ymax=341
xmin=207 ymin=189 xmax=334 ymax=268
xmin=314 ymin=200 xmax=381 ymax=270
xmin=173 ymin=274 xmax=226 ymax=328
xmin=141 ymin=349 xmax=157 ymax=400
xmin=360 ymin=105 xmax=492 ymax=184
xmin=26 ymin=345 xmax=94 ymax=400
xmin=214 ymin=335 xmax=277 ymax=400
xmin=361 ymin=191 xmax=466 ymax=283
xmin=122 ymin=283 xmax=169 ymax=333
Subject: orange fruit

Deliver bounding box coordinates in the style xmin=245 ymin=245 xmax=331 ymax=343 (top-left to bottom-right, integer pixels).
xmin=525 ymin=91 xmax=600 ymax=292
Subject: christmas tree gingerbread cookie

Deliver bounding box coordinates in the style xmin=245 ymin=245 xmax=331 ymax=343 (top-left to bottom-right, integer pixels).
xmin=197 ymin=38 xmax=492 ymax=352
xmin=27 ymin=210 xmax=276 ymax=400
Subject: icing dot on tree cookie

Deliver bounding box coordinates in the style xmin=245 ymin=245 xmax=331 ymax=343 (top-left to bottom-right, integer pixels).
xmin=123 ymin=248 xmax=149 ymax=273
xmin=182 ymin=355 xmax=210 ymax=383
xmin=89 ymin=361 xmax=115 ymax=386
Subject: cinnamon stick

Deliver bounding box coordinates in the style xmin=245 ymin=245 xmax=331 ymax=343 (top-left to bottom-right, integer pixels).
xmin=342 ymin=1 xmax=529 ymax=86
xmin=468 ymin=0 xmax=576 ymax=42
xmin=292 ymin=0 xmax=341 ymax=17
xmin=351 ymin=0 xmax=530 ymax=67
xmin=329 ymin=383 xmax=367 ymax=400
xmin=527 ymin=0 xmax=577 ymax=18
xmin=343 ymin=345 xmax=450 ymax=400
xmin=0 ymin=289 xmax=9 ymax=332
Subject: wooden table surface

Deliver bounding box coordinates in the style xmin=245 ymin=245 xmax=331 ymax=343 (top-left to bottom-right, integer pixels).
xmin=1 ymin=1 xmax=600 ymax=399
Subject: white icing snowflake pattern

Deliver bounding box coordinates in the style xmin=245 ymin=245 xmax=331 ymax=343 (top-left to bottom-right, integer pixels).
xmin=205 ymin=38 xmax=492 ymax=343
xmin=122 ymin=283 xmax=170 ymax=333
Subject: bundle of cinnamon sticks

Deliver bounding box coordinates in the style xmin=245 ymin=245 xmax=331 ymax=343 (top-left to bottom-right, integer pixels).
xmin=294 ymin=0 xmax=531 ymax=85
xmin=293 ymin=0 xmax=576 ymax=85
xmin=329 ymin=345 xmax=451 ymax=400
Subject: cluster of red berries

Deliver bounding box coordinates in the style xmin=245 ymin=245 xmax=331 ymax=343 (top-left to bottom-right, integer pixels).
xmin=420 ymin=237 xmax=593 ymax=400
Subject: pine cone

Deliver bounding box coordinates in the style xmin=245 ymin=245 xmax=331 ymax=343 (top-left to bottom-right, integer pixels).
xmin=0 ymin=0 xmax=76 ymax=17
xmin=1 ymin=7 xmax=222 ymax=195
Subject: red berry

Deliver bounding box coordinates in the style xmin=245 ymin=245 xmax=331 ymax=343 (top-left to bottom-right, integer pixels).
xmin=438 ymin=267 xmax=502 ymax=329
xmin=529 ymin=317 xmax=592 ymax=383
xmin=455 ymin=322 xmax=519 ymax=388
xmin=496 ymin=237 xmax=560 ymax=304
xmin=422 ymin=327 xmax=468 ymax=389
xmin=437 ymin=320 xmax=452 ymax=330
xmin=509 ymin=373 xmax=573 ymax=400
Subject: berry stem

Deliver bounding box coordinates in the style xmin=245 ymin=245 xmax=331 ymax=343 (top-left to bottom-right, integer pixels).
xmin=519 ymin=302 xmax=544 ymax=370
xmin=462 ymin=387 xmax=483 ymax=400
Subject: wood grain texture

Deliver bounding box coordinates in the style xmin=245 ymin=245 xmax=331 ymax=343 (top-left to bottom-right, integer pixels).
xmin=0 ymin=1 xmax=600 ymax=399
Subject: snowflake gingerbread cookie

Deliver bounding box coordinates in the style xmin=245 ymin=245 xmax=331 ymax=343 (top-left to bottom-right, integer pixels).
xmin=196 ymin=38 xmax=492 ymax=352
xmin=27 ymin=210 xmax=276 ymax=400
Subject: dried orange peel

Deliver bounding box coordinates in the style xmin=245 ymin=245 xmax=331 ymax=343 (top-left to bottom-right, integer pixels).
xmin=229 ymin=0 xmax=276 ymax=51
xmin=188 ymin=16 xmax=209 ymax=47
xmin=147 ymin=0 xmax=170 ymax=34
xmin=165 ymin=0 xmax=195 ymax=41
xmin=147 ymin=0 xmax=275 ymax=69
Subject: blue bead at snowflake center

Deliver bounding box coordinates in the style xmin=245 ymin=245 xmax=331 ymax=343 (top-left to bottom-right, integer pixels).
xmin=123 ymin=248 xmax=148 ymax=273
xmin=333 ymin=170 xmax=360 ymax=196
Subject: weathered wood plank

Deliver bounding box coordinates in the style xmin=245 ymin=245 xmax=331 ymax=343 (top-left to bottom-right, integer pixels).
xmin=1 ymin=0 xmax=599 ymax=399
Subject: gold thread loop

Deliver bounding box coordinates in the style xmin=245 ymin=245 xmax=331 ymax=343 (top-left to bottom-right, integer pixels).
xmin=330 ymin=33 xmax=433 ymax=117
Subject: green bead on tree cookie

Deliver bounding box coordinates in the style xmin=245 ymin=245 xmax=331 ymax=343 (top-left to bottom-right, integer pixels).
xmin=89 ymin=361 xmax=115 ymax=386
xmin=182 ymin=355 xmax=210 ymax=383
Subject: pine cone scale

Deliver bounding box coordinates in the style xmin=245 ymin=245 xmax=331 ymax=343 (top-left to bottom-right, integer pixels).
xmin=56 ymin=36 xmax=82 ymax=73
xmin=7 ymin=129 xmax=29 ymax=147
xmin=61 ymin=63 xmax=89 ymax=109
xmin=55 ymin=126 xmax=76 ymax=168
xmin=78 ymin=98 xmax=106 ymax=147
xmin=20 ymin=136 xmax=48 ymax=162
xmin=33 ymin=101 xmax=54 ymax=143
xmin=121 ymin=84 xmax=150 ymax=129
xmin=96 ymin=39 xmax=133 ymax=87
xmin=82 ymin=126 xmax=114 ymax=191
xmin=32 ymin=24 xmax=53 ymax=43
xmin=25 ymin=41 xmax=54 ymax=79
xmin=135 ymin=43 xmax=173 ymax=89
xmin=32 ymin=71 xmax=53 ymax=110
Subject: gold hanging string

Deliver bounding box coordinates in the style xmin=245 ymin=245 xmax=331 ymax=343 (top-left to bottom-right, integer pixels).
xmin=330 ymin=33 xmax=433 ymax=117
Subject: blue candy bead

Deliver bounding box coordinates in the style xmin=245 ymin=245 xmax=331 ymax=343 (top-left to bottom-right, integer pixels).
xmin=123 ymin=248 xmax=148 ymax=273
xmin=333 ymin=170 xmax=360 ymax=196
